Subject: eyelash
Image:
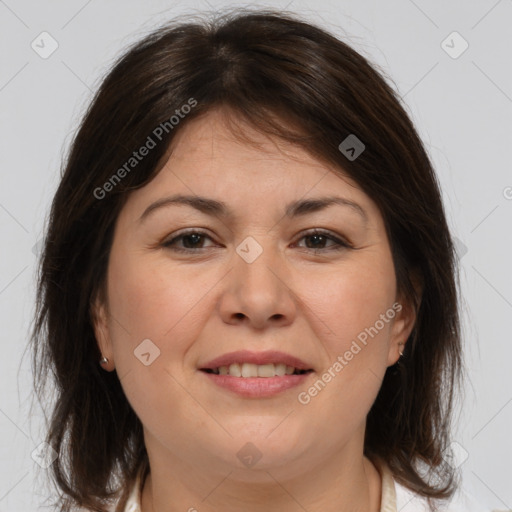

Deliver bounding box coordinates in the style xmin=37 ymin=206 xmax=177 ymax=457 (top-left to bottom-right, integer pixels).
xmin=161 ymin=229 xmax=352 ymax=253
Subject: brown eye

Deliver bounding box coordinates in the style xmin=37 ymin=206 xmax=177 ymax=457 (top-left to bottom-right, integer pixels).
xmin=294 ymin=230 xmax=351 ymax=252
xmin=162 ymin=230 xmax=216 ymax=252
xmin=161 ymin=228 xmax=351 ymax=253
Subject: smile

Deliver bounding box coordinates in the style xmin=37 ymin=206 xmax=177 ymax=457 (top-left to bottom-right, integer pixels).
xmin=200 ymin=365 xmax=314 ymax=398
xmin=202 ymin=362 xmax=312 ymax=377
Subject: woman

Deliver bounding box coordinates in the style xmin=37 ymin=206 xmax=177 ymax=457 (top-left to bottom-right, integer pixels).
xmin=31 ymin=8 xmax=476 ymax=512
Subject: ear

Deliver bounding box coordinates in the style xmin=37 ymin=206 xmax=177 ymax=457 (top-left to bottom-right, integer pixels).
xmin=90 ymin=290 xmax=114 ymax=370
xmin=387 ymin=271 xmax=423 ymax=367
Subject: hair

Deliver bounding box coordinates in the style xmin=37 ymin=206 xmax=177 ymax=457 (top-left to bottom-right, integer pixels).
xmin=30 ymin=7 xmax=465 ymax=512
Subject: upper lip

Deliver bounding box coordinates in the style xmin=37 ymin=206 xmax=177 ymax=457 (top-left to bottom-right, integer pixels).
xmin=200 ymin=350 xmax=313 ymax=371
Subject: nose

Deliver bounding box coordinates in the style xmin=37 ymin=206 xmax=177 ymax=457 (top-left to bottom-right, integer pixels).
xmin=218 ymin=238 xmax=297 ymax=330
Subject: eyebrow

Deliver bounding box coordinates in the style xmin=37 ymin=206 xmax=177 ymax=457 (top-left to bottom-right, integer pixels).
xmin=139 ymin=194 xmax=368 ymax=224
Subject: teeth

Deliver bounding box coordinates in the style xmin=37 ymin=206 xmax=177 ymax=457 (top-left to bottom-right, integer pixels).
xmin=257 ymin=364 xmax=275 ymax=377
xmin=229 ymin=363 xmax=242 ymax=377
xmin=213 ymin=363 xmax=306 ymax=377
xmin=274 ymin=363 xmax=286 ymax=376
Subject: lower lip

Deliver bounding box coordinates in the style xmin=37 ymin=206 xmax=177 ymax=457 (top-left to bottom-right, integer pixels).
xmin=200 ymin=370 xmax=313 ymax=398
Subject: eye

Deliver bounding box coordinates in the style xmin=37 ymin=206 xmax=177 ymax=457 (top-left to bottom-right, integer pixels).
xmin=293 ymin=229 xmax=352 ymax=252
xmin=161 ymin=229 xmax=215 ymax=252
xmin=161 ymin=228 xmax=352 ymax=253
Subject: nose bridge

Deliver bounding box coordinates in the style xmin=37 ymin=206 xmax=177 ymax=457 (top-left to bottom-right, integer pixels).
xmin=223 ymin=234 xmax=295 ymax=326
xmin=235 ymin=234 xmax=284 ymax=295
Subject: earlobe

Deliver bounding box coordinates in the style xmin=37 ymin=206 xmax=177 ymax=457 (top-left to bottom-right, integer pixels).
xmin=387 ymin=270 xmax=423 ymax=366
xmin=90 ymin=295 xmax=114 ymax=370
xmin=387 ymin=297 xmax=419 ymax=366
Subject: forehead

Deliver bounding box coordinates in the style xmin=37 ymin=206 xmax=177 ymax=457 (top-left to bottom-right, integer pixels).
xmin=116 ymin=108 xmax=381 ymax=228
xmin=157 ymin=109 xmax=362 ymax=192
xmin=169 ymin=110 xmax=324 ymax=168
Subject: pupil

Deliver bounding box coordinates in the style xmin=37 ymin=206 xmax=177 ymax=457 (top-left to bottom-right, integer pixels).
xmin=184 ymin=234 xmax=202 ymax=248
xmin=183 ymin=234 xmax=327 ymax=250
xmin=307 ymin=234 xmax=325 ymax=248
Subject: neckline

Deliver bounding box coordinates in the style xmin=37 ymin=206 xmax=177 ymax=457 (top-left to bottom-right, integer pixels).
xmin=372 ymin=456 xmax=399 ymax=512
xmin=124 ymin=457 xmax=398 ymax=512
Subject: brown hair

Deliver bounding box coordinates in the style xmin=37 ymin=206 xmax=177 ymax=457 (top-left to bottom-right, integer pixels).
xmin=30 ymin=8 xmax=464 ymax=512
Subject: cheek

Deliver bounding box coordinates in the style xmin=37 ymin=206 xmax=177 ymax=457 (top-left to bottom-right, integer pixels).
xmin=304 ymin=255 xmax=396 ymax=353
xmin=106 ymin=250 xmax=212 ymax=367
xmin=105 ymin=253 xmax=211 ymax=426
xmin=295 ymin=254 xmax=396 ymax=428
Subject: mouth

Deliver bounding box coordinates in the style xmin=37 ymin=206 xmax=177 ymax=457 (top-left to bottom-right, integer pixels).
xmin=200 ymin=349 xmax=314 ymax=373
xmin=200 ymin=363 xmax=313 ymax=377
xmin=198 ymin=351 xmax=315 ymax=398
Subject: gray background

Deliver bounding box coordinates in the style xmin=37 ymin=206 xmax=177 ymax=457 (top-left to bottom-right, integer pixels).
xmin=0 ymin=0 xmax=511 ymax=510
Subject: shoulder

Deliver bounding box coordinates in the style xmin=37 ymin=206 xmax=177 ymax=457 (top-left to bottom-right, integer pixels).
xmin=71 ymin=488 xmax=137 ymax=512
xmin=73 ymin=503 xmax=119 ymax=512
xmin=394 ymin=475 xmax=490 ymax=512
xmin=373 ymin=455 xmax=490 ymax=512
xmin=72 ymin=469 xmax=143 ymax=512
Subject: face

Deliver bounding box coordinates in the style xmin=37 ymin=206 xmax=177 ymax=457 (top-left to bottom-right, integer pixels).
xmin=93 ymin=109 xmax=416 ymax=480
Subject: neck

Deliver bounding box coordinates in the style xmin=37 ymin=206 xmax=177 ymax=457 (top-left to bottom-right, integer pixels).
xmin=141 ymin=443 xmax=382 ymax=512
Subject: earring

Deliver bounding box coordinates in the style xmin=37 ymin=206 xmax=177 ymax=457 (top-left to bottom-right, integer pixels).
xmin=99 ymin=356 xmax=109 ymax=366
xmin=398 ymin=342 xmax=404 ymax=357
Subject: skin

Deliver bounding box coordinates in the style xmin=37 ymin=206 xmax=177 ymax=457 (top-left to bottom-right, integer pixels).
xmin=92 ymin=108 xmax=418 ymax=512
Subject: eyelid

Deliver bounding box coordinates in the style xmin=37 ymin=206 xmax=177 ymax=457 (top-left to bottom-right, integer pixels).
xmin=161 ymin=228 xmax=215 ymax=248
xmin=161 ymin=227 xmax=353 ymax=252
xmin=292 ymin=228 xmax=352 ymax=248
